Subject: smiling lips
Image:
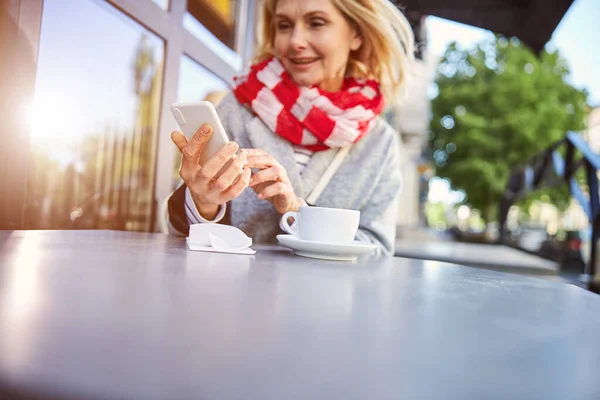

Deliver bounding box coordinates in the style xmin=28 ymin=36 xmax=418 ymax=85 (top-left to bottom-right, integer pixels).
xmin=289 ymin=57 xmax=320 ymax=68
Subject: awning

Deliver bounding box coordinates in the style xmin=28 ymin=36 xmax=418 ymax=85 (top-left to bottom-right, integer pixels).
xmin=398 ymin=0 xmax=575 ymax=53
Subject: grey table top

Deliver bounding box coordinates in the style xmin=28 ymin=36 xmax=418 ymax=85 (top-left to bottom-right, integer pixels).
xmin=395 ymin=239 xmax=559 ymax=275
xmin=1 ymin=230 xmax=599 ymax=400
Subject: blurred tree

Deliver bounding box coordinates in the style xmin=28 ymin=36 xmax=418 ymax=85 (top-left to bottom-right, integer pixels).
xmin=430 ymin=37 xmax=589 ymax=222
xmin=129 ymin=34 xmax=162 ymax=231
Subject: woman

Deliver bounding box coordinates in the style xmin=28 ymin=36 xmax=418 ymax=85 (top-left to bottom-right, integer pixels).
xmin=168 ymin=0 xmax=414 ymax=255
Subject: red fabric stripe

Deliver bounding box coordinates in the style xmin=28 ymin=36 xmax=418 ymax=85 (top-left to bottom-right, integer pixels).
xmin=304 ymin=143 xmax=329 ymax=152
xmin=272 ymin=76 xmax=300 ymax=110
xmin=276 ymin=110 xmax=304 ymax=143
xmin=233 ymin=73 xmax=262 ymax=106
xmin=303 ymin=107 xmax=336 ymax=143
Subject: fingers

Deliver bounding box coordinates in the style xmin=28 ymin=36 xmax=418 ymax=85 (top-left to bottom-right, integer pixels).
xmin=245 ymin=154 xmax=278 ymax=170
xmin=249 ymin=167 xmax=282 ymax=187
xmin=240 ymin=148 xmax=267 ymax=157
xmin=213 ymin=152 xmax=247 ymax=191
xmin=250 ymin=181 xmax=270 ymax=195
xmin=226 ymin=167 xmax=251 ymax=198
xmin=256 ymin=181 xmax=288 ymax=200
xmin=181 ymin=124 xmax=213 ymax=172
xmin=170 ymin=131 xmax=187 ymax=152
xmin=241 ymin=148 xmax=274 ymax=169
xmin=199 ymin=141 xmax=239 ymax=181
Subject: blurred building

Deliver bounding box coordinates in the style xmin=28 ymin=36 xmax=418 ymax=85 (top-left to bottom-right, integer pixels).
xmin=383 ymin=57 xmax=433 ymax=228
xmin=383 ymin=16 xmax=435 ymax=229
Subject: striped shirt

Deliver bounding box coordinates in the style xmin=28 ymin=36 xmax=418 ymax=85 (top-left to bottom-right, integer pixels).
xmin=291 ymin=145 xmax=314 ymax=175
xmin=185 ymin=147 xmax=314 ymax=224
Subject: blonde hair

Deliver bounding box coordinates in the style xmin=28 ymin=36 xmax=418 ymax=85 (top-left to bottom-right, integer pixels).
xmin=254 ymin=0 xmax=416 ymax=102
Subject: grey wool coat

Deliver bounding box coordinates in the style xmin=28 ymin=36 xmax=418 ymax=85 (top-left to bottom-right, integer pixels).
xmin=168 ymin=93 xmax=402 ymax=255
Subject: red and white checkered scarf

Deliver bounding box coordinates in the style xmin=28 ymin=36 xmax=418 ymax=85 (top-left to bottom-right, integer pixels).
xmin=233 ymin=57 xmax=384 ymax=151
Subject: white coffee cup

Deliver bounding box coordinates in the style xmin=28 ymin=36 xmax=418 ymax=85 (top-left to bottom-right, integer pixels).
xmin=281 ymin=206 xmax=360 ymax=244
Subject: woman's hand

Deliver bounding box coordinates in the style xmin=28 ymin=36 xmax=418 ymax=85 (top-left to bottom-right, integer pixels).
xmin=171 ymin=123 xmax=251 ymax=220
xmin=242 ymin=148 xmax=302 ymax=214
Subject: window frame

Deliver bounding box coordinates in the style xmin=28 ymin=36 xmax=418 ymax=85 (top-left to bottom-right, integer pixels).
xmin=15 ymin=0 xmax=256 ymax=229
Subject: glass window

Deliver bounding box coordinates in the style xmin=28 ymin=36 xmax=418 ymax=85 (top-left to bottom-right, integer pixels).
xmin=178 ymin=56 xmax=229 ymax=103
xmin=171 ymin=56 xmax=229 ymax=188
xmin=25 ymin=0 xmax=164 ymax=232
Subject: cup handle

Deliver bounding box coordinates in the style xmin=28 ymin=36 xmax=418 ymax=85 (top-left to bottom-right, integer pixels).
xmin=280 ymin=211 xmax=299 ymax=237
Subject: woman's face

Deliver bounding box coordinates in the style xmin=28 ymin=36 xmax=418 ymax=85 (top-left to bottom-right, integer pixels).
xmin=273 ymin=0 xmax=362 ymax=92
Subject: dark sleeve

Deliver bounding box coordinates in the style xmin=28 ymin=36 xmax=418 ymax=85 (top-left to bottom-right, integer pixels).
xmin=167 ymin=183 xmax=190 ymax=235
xmin=167 ymin=184 xmax=232 ymax=236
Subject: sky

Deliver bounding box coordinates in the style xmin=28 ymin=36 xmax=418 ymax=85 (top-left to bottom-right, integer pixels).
xmin=548 ymin=0 xmax=600 ymax=106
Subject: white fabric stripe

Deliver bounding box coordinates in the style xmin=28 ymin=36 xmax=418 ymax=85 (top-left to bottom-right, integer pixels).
xmin=290 ymin=101 xmax=312 ymax=121
xmin=312 ymin=95 xmax=343 ymax=115
xmin=361 ymin=86 xmax=377 ymax=100
xmin=301 ymin=129 xmax=319 ymax=146
xmin=252 ymin=88 xmax=283 ymax=131
xmin=293 ymin=146 xmax=314 ymax=174
xmin=292 ymin=146 xmax=315 ymax=156
xmin=294 ymin=149 xmax=312 ymax=158
xmin=301 ymin=87 xmax=321 ymax=98
xmin=184 ymin=187 xmax=227 ymax=224
xmin=256 ymin=58 xmax=284 ymax=89
xmin=269 ymin=58 xmax=285 ymax=75
xmin=256 ymin=67 xmax=282 ymax=89
xmin=291 ymin=87 xmax=320 ymax=121
xmin=334 ymin=105 xmax=374 ymax=122
xmin=294 ymin=154 xmax=312 ymax=165
xmin=324 ymin=122 xmax=362 ymax=148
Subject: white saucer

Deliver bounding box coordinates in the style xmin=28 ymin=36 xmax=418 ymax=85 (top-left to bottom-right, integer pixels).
xmin=276 ymin=234 xmax=377 ymax=261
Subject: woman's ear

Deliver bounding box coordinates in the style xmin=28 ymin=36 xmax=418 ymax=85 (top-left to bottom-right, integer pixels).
xmin=350 ymin=31 xmax=363 ymax=51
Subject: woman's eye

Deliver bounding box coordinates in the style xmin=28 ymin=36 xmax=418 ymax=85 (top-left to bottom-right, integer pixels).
xmin=277 ymin=23 xmax=291 ymax=31
xmin=310 ymin=19 xmax=326 ymax=28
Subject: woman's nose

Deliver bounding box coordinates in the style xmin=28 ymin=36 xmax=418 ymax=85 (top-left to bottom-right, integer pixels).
xmin=289 ymin=26 xmax=308 ymax=50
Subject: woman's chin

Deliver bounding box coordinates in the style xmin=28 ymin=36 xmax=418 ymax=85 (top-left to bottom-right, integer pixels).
xmin=289 ymin=73 xmax=322 ymax=88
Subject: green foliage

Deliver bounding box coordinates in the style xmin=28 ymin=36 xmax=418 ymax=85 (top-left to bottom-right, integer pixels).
xmin=430 ymin=37 xmax=588 ymax=221
xmin=425 ymin=202 xmax=448 ymax=228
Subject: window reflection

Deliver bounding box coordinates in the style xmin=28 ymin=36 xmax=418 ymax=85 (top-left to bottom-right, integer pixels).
xmin=186 ymin=0 xmax=237 ymax=48
xmin=25 ymin=0 xmax=164 ymax=232
xmin=185 ymin=0 xmax=239 ymax=52
xmin=172 ymin=56 xmax=229 ymax=188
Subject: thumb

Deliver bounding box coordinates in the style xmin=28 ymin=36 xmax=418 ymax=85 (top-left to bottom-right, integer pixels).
xmin=170 ymin=131 xmax=188 ymax=152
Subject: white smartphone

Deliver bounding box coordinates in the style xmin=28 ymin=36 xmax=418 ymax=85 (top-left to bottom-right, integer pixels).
xmin=170 ymin=101 xmax=230 ymax=165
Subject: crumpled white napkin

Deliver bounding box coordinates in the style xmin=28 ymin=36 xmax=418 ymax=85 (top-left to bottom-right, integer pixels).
xmin=186 ymin=224 xmax=255 ymax=255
